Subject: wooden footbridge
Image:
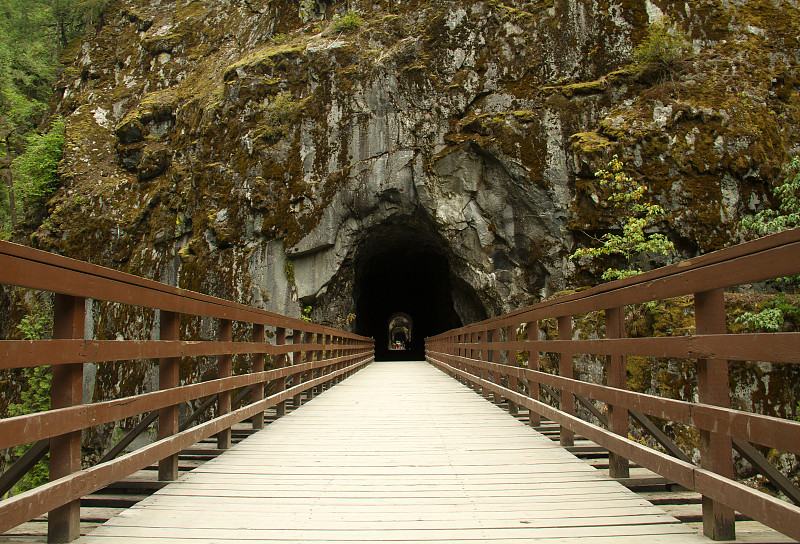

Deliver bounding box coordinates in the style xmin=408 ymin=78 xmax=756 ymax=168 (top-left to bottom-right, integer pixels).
xmin=2 ymin=230 xmax=800 ymax=543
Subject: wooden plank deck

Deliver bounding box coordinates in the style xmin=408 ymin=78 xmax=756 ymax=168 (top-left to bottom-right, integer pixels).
xmin=77 ymin=360 xmax=709 ymax=543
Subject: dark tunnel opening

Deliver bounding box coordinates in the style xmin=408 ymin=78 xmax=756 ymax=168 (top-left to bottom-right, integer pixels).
xmin=353 ymin=221 xmax=463 ymax=361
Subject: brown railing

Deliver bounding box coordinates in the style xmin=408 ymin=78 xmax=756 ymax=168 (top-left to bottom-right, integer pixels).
xmin=426 ymin=228 xmax=800 ymax=542
xmin=0 ymin=241 xmax=374 ymax=541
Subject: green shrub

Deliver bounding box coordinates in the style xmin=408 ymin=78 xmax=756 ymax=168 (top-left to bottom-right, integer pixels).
xmin=734 ymin=294 xmax=799 ymax=331
xmin=570 ymin=155 xmax=674 ymax=281
xmin=742 ymin=155 xmax=800 ymax=237
xmin=13 ymin=118 xmax=65 ymax=206
xmin=284 ymin=258 xmax=295 ymax=284
xmin=737 ymin=156 xmax=800 ymax=330
xmin=332 ymin=10 xmax=363 ymax=33
xmin=630 ymin=16 xmax=690 ymax=77
xmin=7 ymin=304 xmax=53 ymax=493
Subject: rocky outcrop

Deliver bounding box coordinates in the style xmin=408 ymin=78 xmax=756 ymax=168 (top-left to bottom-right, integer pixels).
xmin=34 ymin=0 xmax=800 ymax=331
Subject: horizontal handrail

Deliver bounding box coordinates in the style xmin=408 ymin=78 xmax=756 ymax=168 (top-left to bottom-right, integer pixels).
xmin=0 ymin=338 xmax=372 ymax=369
xmin=0 ymin=241 xmax=358 ymax=336
xmin=426 ymin=227 xmax=800 ymax=542
xmin=450 ymin=333 xmax=800 ymax=364
xmin=0 ymin=240 xmax=375 ymax=541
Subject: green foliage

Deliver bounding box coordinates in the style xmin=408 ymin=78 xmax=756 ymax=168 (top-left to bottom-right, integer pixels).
xmin=737 ymin=156 xmax=800 ymax=329
xmin=301 ymin=306 xmax=312 ymax=323
xmin=0 ymin=173 xmax=10 ymax=239
xmin=735 ymin=306 xmax=783 ymax=331
xmin=742 ymin=156 xmax=800 ymax=237
xmin=8 ymin=302 xmax=53 ymax=493
xmin=284 ymin=258 xmax=295 ymax=284
xmin=0 ymin=0 xmax=104 ymax=232
xmin=571 ymin=155 xmax=674 ymax=281
xmin=13 ymin=118 xmax=66 ymax=206
xmin=332 ymin=10 xmax=363 ymax=33
xmin=630 ymin=16 xmax=690 ymax=77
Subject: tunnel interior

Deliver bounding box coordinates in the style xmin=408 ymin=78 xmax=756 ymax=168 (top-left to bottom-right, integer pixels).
xmin=354 ymin=219 xmax=463 ymax=361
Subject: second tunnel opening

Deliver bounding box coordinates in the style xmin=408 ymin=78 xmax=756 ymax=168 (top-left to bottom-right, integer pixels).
xmin=353 ymin=218 xmax=464 ymax=361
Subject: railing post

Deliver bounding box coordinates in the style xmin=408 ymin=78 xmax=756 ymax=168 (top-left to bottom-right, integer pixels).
xmin=216 ymin=319 xmax=233 ymax=449
xmin=557 ymin=315 xmax=574 ymax=447
xmin=276 ymin=327 xmax=287 ymax=416
xmin=505 ymin=325 xmax=518 ymax=415
xmin=323 ymin=333 xmax=330 ymax=391
xmin=292 ymin=330 xmax=303 ymax=407
xmin=454 ymin=334 xmax=460 ymax=382
xmin=457 ymin=333 xmax=465 ymax=383
xmin=332 ymin=335 xmax=340 ymax=384
xmin=251 ymin=323 xmax=265 ymax=429
xmin=48 ymin=294 xmax=85 ymax=543
xmin=527 ymin=321 xmax=540 ymax=427
xmin=695 ymin=289 xmax=735 ymax=541
xmin=158 ymin=310 xmax=180 ymax=481
xmin=309 ymin=332 xmax=320 ymax=399
xmin=469 ymin=332 xmax=477 ymax=389
xmin=491 ymin=328 xmax=501 ymax=404
xmin=605 ymin=306 xmax=629 ymax=479
xmin=478 ymin=331 xmax=486 ymax=396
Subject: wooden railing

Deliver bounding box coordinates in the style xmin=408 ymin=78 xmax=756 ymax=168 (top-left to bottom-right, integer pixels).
xmin=0 ymin=241 xmax=374 ymax=542
xmin=426 ymin=228 xmax=800 ymax=542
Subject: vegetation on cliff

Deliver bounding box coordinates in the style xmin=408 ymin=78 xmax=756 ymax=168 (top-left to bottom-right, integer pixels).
xmin=0 ymin=0 xmax=105 ymax=238
xmin=570 ymin=155 xmax=675 ymax=280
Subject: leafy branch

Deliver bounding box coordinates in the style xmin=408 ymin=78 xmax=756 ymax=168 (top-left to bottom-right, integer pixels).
xmin=571 ymin=155 xmax=674 ymax=281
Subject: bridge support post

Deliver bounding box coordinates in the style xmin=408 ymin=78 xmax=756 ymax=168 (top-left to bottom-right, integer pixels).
xmin=458 ymin=334 xmax=466 ymax=385
xmin=292 ymin=331 xmax=304 ymax=408
xmin=308 ymin=333 xmax=319 ymax=400
xmin=491 ymin=328 xmax=502 ymax=405
xmin=332 ymin=336 xmax=340 ymax=384
xmin=216 ymin=319 xmax=233 ymax=450
xmin=605 ymin=306 xmax=629 ymax=479
xmin=527 ymin=321 xmax=540 ymax=427
xmin=158 ymin=310 xmax=180 ymax=480
xmin=469 ymin=332 xmax=478 ymax=390
xmin=251 ymin=324 xmax=265 ymax=429
xmin=478 ymin=331 xmax=487 ymax=397
xmin=276 ymin=327 xmax=287 ymax=416
xmin=557 ymin=316 xmax=574 ymax=447
xmin=695 ymin=289 xmax=735 ymax=541
xmin=48 ymin=294 xmax=85 ymax=543
xmin=505 ymin=325 xmax=518 ymax=416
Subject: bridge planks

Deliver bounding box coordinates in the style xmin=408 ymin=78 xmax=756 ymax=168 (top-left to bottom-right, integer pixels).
xmin=77 ymin=361 xmax=706 ymax=543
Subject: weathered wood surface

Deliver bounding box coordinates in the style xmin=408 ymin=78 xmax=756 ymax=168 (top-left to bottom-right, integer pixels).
xmin=76 ymin=361 xmax=706 ymax=543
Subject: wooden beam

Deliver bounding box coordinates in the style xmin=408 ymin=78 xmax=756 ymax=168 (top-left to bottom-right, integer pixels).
xmin=158 ymin=310 xmax=180 ymax=481
xmin=49 ymin=294 xmax=84 ymax=543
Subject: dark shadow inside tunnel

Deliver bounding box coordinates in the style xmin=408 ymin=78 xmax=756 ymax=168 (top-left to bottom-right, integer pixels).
xmin=353 ymin=219 xmax=464 ymax=361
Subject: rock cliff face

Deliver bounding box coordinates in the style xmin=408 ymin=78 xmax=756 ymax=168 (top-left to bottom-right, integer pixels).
xmin=34 ymin=0 xmax=800 ymax=348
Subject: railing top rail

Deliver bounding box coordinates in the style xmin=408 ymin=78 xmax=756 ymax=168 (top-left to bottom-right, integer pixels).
xmin=432 ymin=227 xmax=800 ymax=337
xmin=0 ymin=241 xmax=362 ymax=338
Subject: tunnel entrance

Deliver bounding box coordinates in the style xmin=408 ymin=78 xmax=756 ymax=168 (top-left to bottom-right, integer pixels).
xmin=353 ymin=218 xmax=463 ymax=361
xmin=388 ymin=313 xmax=413 ymax=351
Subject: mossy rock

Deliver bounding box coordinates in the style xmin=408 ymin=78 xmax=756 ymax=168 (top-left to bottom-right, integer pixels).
xmin=223 ymin=42 xmax=308 ymax=82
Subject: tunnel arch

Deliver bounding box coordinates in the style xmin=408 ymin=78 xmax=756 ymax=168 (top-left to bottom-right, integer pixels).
xmin=352 ymin=213 xmax=483 ymax=361
xmin=388 ymin=312 xmax=413 ymax=351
